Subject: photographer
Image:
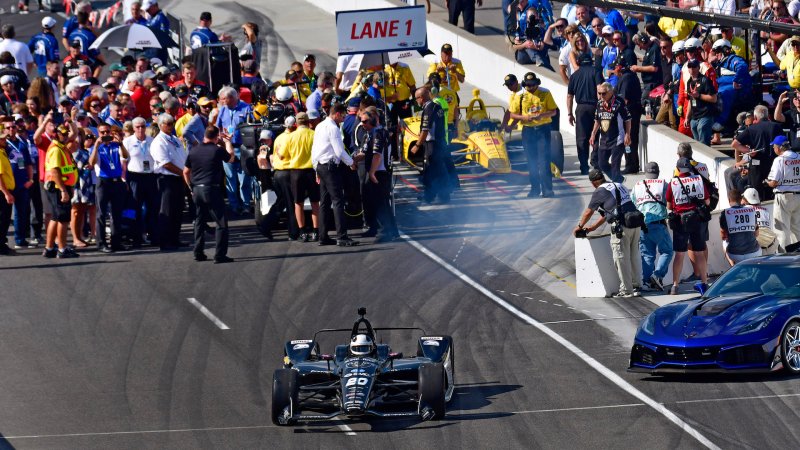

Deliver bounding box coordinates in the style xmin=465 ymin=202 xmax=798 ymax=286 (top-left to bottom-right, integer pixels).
xmin=574 ymin=169 xmax=643 ymax=298
xmin=666 ymin=157 xmax=711 ymax=294
xmin=89 ymin=123 xmax=129 ymax=253
xmin=511 ymin=0 xmax=550 ymax=68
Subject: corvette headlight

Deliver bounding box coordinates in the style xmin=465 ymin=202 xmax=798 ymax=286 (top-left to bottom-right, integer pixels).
xmin=736 ymin=312 xmax=777 ymax=335
xmin=641 ymin=313 xmax=656 ymax=335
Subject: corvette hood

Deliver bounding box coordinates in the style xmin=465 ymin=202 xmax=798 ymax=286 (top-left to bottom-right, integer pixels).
xmin=646 ymin=293 xmax=782 ymax=340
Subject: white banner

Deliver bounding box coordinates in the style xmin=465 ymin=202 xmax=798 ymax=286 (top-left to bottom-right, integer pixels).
xmin=336 ymin=6 xmax=427 ymax=55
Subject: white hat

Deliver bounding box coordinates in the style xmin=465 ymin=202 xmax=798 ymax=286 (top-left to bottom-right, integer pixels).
xmin=150 ymin=57 xmax=163 ymax=68
xmin=259 ymin=129 xmax=274 ymax=140
xmin=743 ymin=188 xmax=761 ymax=205
xmin=142 ymin=0 xmax=157 ymax=9
xmin=672 ymin=40 xmax=685 ymax=53
xmin=601 ymin=25 xmax=614 ymax=36
xmin=41 ymin=17 xmax=57 ymax=29
xmin=0 ymin=75 xmax=14 ymax=85
xmin=70 ymin=78 xmax=90 ymax=87
xmin=712 ymin=38 xmax=731 ymax=50
xmin=142 ymin=70 xmax=157 ymax=79
xmin=684 ymin=37 xmax=701 ymax=50
xmin=284 ymin=115 xmax=296 ymax=127
xmin=158 ymin=91 xmax=172 ymax=102
xmin=307 ymin=109 xmax=320 ymax=120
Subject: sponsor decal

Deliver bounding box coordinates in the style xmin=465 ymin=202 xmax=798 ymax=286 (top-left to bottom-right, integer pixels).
xmin=292 ymin=343 xmax=310 ymax=350
xmin=423 ymin=340 xmax=440 ymax=347
xmin=420 ymin=336 xmax=443 ymax=340
xmin=290 ymin=339 xmax=313 ymax=344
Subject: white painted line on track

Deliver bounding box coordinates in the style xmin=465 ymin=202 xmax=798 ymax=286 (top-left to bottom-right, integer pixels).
xmin=399 ymin=232 xmax=720 ymax=450
xmin=186 ymin=298 xmax=230 ymax=330
xmin=334 ymin=419 xmax=356 ymax=436
xmin=511 ymin=403 xmax=646 ymax=414
xmin=4 ymin=424 xmax=278 ymax=440
xmin=674 ymin=393 xmax=800 ymax=405
xmin=541 ymin=317 xmax=638 ymax=324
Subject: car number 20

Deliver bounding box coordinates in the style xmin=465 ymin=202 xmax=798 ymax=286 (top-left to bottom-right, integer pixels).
xmin=346 ymin=377 xmax=369 ymax=387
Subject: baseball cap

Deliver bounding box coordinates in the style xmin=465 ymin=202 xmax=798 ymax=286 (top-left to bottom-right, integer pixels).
xmin=743 ymin=188 xmax=761 ymax=205
xmin=142 ymin=70 xmax=157 ymax=79
xmin=0 ymin=75 xmax=13 ymax=85
xmin=347 ymin=97 xmax=361 ymax=108
xmin=676 ymin=157 xmax=693 ymax=173
xmin=295 ymin=111 xmax=309 ymax=124
xmin=771 ymin=135 xmax=789 ymax=146
xmin=70 ymin=40 xmax=82 ymax=48
xmin=110 ymin=62 xmax=126 ymax=72
xmin=56 ymin=124 xmax=70 ymax=134
xmin=199 ymin=11 xmax=212 ymax=21
xmin=522 ymin=72 xmax=540 ymax=87
xmin=149 ymin=57 xmax=163 ymax=68
xmin=41 ymin=17 xmax=57 ymax=29
xmin=102 ymin=81 xmax=117 ymax=89
xmin=142 ymin=0 xmax=157 ymax=9
xmin=285 ymin=69 xmax=297 ymax=79
xmin=156 ymin=66 xmax=170 ymax=77
xmin=158 ymin=91 xmax=172 ymax=102
xmin=601 ymin=25 xmax=614 ymax=36
xmin=503 ymin=74 xmax=518 ymax=87
xmin=303 ymin=54 xmax=315 ymax=61
xmin=644 ymin=161 xmax=660 ymax=179
xmin=76 ymin=110 xmax=88 ymax=119
xmin=259 ymin=129 xmax=274 ymax=140
xmin=686 ymin=59 xmax=700 ymax=68
xmin=307 ymin=109 xmax=320 ymax=120
xmin=175 ymin=84 xmax=189 ymax=97
xmin=70 ymin=78 xmax=90 ymax=87
xmin=196 ymin=97 xmax=214 ymax=106
xmin=588 ymin=169 xmax=606 ymax=182
xmin=441 ymin=43 xmax=453 ymax=52
xmin=284 ymin=115 xmax=296 ymax=127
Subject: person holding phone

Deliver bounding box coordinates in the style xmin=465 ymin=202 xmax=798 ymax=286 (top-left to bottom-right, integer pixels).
xmin=89 ymin=123 xmax=128 ymax=252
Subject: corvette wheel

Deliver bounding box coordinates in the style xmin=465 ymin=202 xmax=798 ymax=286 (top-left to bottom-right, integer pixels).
xmin=272 ymin=369 xmax=299 ymax=425
xmin=781 ymin=321 xmax=800 ymax=374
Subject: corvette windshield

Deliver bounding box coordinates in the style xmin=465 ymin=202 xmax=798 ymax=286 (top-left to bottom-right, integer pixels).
xmin=704 ymin=262 xmax=800 ymax=299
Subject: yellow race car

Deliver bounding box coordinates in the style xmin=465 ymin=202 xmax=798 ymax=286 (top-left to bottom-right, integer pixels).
xmin=400 ymin=90 xmax=564 ymax=177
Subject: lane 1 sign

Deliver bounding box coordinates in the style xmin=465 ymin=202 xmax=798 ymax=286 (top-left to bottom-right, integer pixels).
xmin=336 ymin=6 xmax=427 ymax=55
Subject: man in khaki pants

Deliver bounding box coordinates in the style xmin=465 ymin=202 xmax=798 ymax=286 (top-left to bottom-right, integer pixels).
xmin=766 ymin=135 xmax=800 ymax=251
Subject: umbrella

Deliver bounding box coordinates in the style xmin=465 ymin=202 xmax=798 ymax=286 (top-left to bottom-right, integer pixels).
xmin=90 ymin=24 xmax=177 ymax=50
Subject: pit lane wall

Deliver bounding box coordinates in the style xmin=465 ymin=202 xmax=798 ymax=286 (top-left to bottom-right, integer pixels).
xmin=576 ymin=122 xmax=777 ymax=298
xmin=305 ymin=0 xmax=574 ymax=133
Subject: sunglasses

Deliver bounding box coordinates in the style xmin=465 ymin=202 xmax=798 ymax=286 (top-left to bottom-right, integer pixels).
xmin=556 ymin=25 xmax=566 ymax=29
xmin=98 ymin=130 xmax=110 ymax=135
xmin=791 ymin=41 xmax=800 ymax=47
xmin=660 ymin=46 xmax=670 ymax=50
xmin=90 ymin=103 xmax=100 ymax=108
xmin=591 ymin=24 xmax=602 ymax=28
xmin=612 ymin=38 xmax=623 ymax=42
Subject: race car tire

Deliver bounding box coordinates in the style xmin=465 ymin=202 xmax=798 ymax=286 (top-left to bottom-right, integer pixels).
xmin=442 ymin=336 xmax=455 ymax=403
xmin=253 ymin=183 xmax=272 ymax=238
xmin=550 ymin=130 xmax=564 ymax=176
xmin=241 ymin=146 xmax=259 ymax=178
xmin=418 ymin=363 xmax=446 ymax=420
xmin=272 ymin=369 xmax=299 ymax=425
xmin=780 ymin=320 xmax=800 ymax=374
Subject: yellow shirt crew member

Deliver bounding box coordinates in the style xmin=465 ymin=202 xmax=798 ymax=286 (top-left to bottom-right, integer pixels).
xmin=383 ymin=62 xmax=416 ymax=103
xmin=272 ymin=127 xmax=293 ymax=170
xmin=45 ymin=138 xmax=78 ymax=188
xmin=509 ymin=86 xmax=558 ymax=128
xmin=780 ymin=50 xmax=800 ymax=89
xmin=427 ymin=43 xmax=466 ymax=93
xmin=0 ymin=144 xmax=15 ymax=192
xmin=658 ymin=17 xmax=695 ymax=43
xmin=284 ymin=125 xmax=315 ymax=169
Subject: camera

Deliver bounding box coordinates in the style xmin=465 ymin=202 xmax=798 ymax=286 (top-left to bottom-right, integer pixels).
xmin=45 ymin=180 xmax=57 ymax=192
xmin=52 ymin=111 xmax=64 ymax=125
xmin=574 ymin=228 xmax=588 ymax=238
xmin=101 ymin=135 xmax=113 ymax=142
xmin=525 ymin=24 xmax=543 ymax=42
xmin=611 ymin=221 xmax=624 ymax=239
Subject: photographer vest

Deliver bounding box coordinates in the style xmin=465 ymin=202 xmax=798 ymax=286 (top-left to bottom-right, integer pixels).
xmin=670 ymin=175 xmax=704 ymax=205
xmin=724 ymin=206 xmax=757 ymax=235
xmin=632 ymin=179 xmax=666 ymax=206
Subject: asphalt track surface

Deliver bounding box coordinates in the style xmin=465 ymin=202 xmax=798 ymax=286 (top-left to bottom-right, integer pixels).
xmin=1 ymin=2 xmax=800 ymax=449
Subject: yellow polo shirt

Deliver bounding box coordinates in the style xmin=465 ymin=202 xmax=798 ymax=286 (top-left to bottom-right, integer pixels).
xmin=284 ymin=126 xmax=315 ymax=169
xmin=509 ymin=88 xmax=557 ymax=128
xmin=658 ymin=17 xmax=694 ymax=43
xmin=0 ymin=147 xmax=15 ymax=191
xmin=384 ymin=63 xmax=416 ymax=102
xmin=175 ymin=112 xmax=193 ymax=138
xmin=272 ymin=129 xmax=293 ymax=170
xmin=781 ymin=52 xmax=800 ymax=89
xmin=427 ymin=59 xmax=465 ymax=92
xmin=436 ymin=86 xmax=459 ymax=124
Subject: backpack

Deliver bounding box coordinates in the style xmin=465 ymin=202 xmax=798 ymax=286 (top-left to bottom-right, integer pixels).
xmin=614 ymin=184 xmax=646 ymax=229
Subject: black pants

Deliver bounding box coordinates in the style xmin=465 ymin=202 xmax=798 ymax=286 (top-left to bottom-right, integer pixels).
xmin=345 ymin=162 xmax=365 ymax=228
xmin=521 ymin=125 xmax=553 ymax=195
xmin=388 ymin=100 xmax=413 ymax=159
xmin=448 ymin=0 xmax=476 ymax=34
xmin=157 ymin=175 xmax=184 ymax=249
xmin=29 ymin=178 xmax=43 ymax=239
xmin=317 ymin=162 xmax=349 ymax=240
xmin=626 ymin=109 xmax=642 ymax=173
xmin=364 ymin=171 xmax=398 ymax=238
xmin=272 ymin=169 xmax=298 ymax=239
xmin=422 ymin=142 xmax=451 ymax=203
xmin=0 ymin=193 xmax=11 ymax=248
xmin=575 ymin=103 xmax=595 ymax=173
xmin=96 ymin=178 xmax=126 ymax=248
xmin=598 ymin=144 xmax=624 ymax=183
xmin=193 ymin=185 xmax=228 ymax=259
xmin=127 ymin=171 xmax=159 ymax=245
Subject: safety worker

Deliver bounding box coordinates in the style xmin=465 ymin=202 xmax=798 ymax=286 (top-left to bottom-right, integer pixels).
xmin=427 ymin=44 xmax=465 ymax=96
xmin=574 ymin=169 xmax=643 ymax=297
xmin=501 ymin=73 xmax=523 ymax=133
xmin=0 ymin=124 xmax=16 ymax=255
xmin=765 ymin=135 xmax=800 ymax=251
xmin=719 ymin=189 xmax=761 ymax=266
xmin=43 ymin=121 xmax=80 ymax=259
xmin=428 ymin=73 xmax=458 ymax=142
xmin=631 ymin=162 xmax=673 ymax=291
xmin=742 ymin=187 xmax=779 ymax=255
xmin=282 ymin=112 xmax=319 ymax=242
xmin=567 ymin=54 xmax=604 ymax=174
xmin=509 ymin=72 xmax=557 ymax=198
xmin=411 ymin=87 xmax=451 ymax=204
xmin=28 ymin=17 xmax=60 ymax=77
xmin=383 ymin=60 xmax=417 ymax=160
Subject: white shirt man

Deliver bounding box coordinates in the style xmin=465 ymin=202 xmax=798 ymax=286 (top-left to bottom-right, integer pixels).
xmin=311 ymin=111 xmax=354 ymax=168
xmin=766 ymin=142 xmax=800 ymax=250
xmin=151 ymin=128 xmax=185 ymax=175
xmin=0 ymin=38 xmax=34 ymax=73
xmin=123 ymin=130 xmax=155 ymax=174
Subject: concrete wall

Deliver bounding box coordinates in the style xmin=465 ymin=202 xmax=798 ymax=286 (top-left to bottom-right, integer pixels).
xmin=307 ymin=0 xmax=574 ymax=132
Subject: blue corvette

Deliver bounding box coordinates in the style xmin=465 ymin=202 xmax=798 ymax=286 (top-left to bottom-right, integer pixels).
xmin=629 ymin=254 xmax=800 ymax=374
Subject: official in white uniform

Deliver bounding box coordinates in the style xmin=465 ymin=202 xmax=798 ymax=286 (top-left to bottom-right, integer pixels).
xmin=123 ymin=117 xmax=157 ymax=247
xmin=765 ymin=135 xmax=800 ymax=251
xmin=150 ymin=113 xmax=186 ymax=251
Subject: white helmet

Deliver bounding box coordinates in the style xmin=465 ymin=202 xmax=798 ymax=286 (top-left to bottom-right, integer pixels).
xmin=275 ymin=86 xmax=293 ymax=102
xmin=684 ymin=37 xmax=702 ymax=50
xmin=672 ymin=40 xmax=685 ymax=53
xmin=712 ymin=38 xmax=731 ymax=51
xmin=350 ymin=334 xmax=375 ymax=356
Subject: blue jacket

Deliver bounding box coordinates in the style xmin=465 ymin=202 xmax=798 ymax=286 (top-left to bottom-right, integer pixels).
xmin=68 ymin=27 xmax=99 ymax=59
xmin=28 ymin=32 xmax=60 ymax=75
xmin=718 ymin=54 xmax=751 ymax=92
xmin=148 ymin=11 xmax=171 ymax=34
xmin=190 ymin=27 xmax=219 ymax=49
xmin=62 ymin=16 xmax=79 ymax=42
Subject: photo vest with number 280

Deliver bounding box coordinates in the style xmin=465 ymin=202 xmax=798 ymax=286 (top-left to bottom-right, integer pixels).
xmin=724 ymin=206 xmax=757 ymax=235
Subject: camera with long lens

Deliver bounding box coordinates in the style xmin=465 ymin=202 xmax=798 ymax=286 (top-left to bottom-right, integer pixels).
xmin=525 ymin=23 xmax=543 ymax=42
xmin=611 ymin=221 xmax=624 ymax=239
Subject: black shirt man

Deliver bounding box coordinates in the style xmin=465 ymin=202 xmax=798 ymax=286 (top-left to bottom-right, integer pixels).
xmin=183 ymin=125 xmax=235 ymax=263
xmin=568 ymin=53 xmax=604 ymax=174
xmin=616 ymin=55 xmax=642 ymax=174
xmin=733 ymin=112 xmax=784 ymax=201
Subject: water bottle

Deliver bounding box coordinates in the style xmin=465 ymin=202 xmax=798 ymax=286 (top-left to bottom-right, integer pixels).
xmin=625 ymin=145 xmax=631 ymax=154
xmin=645 ymin=102 xmax=653 ymax=119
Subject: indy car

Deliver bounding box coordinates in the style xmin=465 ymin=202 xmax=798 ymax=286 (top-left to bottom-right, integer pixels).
xmin=629 ymin=254 xmax=800 ymax=375
xmin=272 ymin=308 xmax=455 ymax=425
xmin=400 ymin=89 xmax=565 ymax=177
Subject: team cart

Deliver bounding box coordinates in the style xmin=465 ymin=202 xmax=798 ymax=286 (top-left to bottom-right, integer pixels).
xmin=271 ymin=308 xmax=455 ymax=425
xmin=399 ymin=89 xmax=565 ymax=177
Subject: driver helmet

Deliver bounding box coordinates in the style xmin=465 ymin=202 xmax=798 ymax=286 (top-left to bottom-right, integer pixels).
xmin=684 ymin=37 xmax=702 ymax=51
xmin=275 ymin=85 xmax=293 ymax=102
xmin=712 ymin=38 xmax=731 ymax=52
xmin=350 ymin=334 xmax=375 ymax=356
xmin=672 ymin=40 xmax=685 ymax=54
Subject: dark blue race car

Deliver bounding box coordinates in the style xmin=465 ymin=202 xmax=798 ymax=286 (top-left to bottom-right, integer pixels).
xmin=629 ymin=254 xmax=800 ymax=374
